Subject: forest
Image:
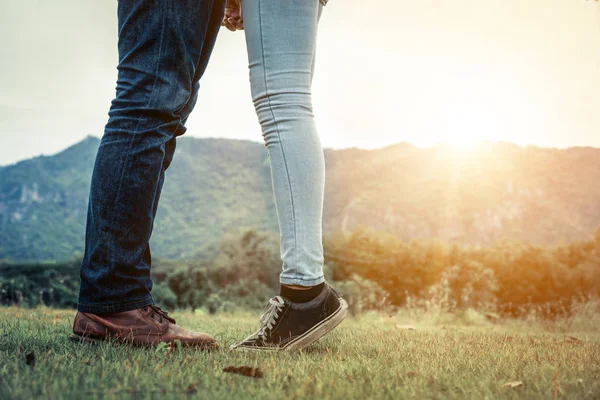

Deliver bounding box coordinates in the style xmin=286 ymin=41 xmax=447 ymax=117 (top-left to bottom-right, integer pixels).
xmin=2 ymin=226 xmax=599 ymax=318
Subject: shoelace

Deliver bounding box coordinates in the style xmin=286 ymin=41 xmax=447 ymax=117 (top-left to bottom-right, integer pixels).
xmin=232 ymin=296 xmax=285 ymax=348
xmin=148 ymin=305 xmax=176 ymax=324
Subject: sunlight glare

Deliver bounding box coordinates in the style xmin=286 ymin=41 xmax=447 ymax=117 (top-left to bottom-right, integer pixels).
xmin=439 ymin=95 xmax=503 ymax=152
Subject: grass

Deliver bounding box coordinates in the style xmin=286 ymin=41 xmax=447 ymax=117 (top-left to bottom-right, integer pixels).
xmin=0 ymin=306 xmax=599 ymax=399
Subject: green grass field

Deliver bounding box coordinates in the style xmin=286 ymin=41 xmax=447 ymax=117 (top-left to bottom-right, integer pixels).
xmin=1 ymin=307 xmax=599 ymax=399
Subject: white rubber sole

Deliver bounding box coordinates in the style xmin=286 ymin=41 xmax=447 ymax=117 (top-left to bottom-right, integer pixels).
xmin=234 ymin=298 xmax=349 ymax=352
xmin=284 ymin=298 xmax=348 ymax=351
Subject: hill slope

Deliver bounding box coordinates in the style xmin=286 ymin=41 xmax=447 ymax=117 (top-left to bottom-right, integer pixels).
xmin=2 ymin=137 xmax=600 ymax=260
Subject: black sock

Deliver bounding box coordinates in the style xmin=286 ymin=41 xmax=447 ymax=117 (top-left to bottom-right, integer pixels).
xmin=280 ymin=283 xmax=324 ymax=303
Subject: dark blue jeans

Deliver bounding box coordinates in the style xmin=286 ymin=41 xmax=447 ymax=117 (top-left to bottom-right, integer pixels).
xmin=78 ymin=0 xmax=225 ymax=314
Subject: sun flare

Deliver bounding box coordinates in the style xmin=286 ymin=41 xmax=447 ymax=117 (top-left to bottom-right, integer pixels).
xmin=444 ymin=134 xmax=483 ymax=151
xmin=438 ymin=98 xmax=504 ymax=152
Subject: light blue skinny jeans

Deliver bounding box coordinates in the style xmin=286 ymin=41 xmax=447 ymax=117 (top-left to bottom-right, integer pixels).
xmin=242 ymin=0 xmax=325 ymax=286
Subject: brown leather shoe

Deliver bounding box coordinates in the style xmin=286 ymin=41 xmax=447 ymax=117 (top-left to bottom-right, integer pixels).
xmin=69 ymin=305 xmax=217 ymax=349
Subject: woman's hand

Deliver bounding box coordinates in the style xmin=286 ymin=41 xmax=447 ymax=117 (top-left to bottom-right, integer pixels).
xmin=223 ymin=0 xmax=244 ymax=31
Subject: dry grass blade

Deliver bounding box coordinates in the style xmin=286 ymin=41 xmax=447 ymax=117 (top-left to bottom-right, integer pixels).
xmin=223 ymin=366 xmax=264 ymax=379
xmin=564 ymin=335 xmax=582 ymax=344
xmin=553 ymin=368 xmax=560 ymax=400
xmin=503 ymin=381 xmax=523 ymax=388
xmin=395 ymin=324 xmax=416 ymax=330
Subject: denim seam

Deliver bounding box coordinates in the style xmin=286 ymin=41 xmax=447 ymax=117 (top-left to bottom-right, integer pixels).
xmin=280 ymin=275 xmax=325 ymax=286
xmin=107 ymin=2 xmax=168 ymax=288
xmin=77 ymin=296 xmax=154 ymax=313
xmin=173 ymin=0 xmax=223 ymax=137
xmin=172 ymin=0 xmax=222 ymax=138
xmin=258 ymin=0 xmax=298 ymax=278
xmin=280 ymin=275 xmax=324 ymax=281
xmin=77 ymin=296 xmax=152 ymax=307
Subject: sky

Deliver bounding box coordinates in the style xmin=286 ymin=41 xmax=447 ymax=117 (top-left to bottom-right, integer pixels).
xmin=1 ymin=0 xmax=599 ymax=166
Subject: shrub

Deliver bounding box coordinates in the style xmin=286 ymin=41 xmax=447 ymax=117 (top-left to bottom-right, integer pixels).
xmin=152 ymin=282 xmax=178 ymax=310
xmin=334 ymin=275 xmax=389 ymax=315
xmin=324 ymin=226 xmax=600 ymax=317
xmin=0 ymin=258 xmax=80 ymax=308
xmin=208 ymin=229 xmax=280 ymax=289
xmin=3 ymin=227 xmax=600 ymax=318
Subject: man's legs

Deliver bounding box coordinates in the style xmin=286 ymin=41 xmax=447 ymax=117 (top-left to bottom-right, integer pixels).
xmin=77 ymin=0 xmax=225 ymax=314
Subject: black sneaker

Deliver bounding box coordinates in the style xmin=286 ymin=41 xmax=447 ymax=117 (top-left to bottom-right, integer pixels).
xmin=230 ymin=283 xmax=348 ymax=351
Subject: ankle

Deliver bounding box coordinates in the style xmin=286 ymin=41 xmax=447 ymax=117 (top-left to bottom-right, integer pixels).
xmin=280 ymin=282 xmax=324 ymax=303
xmin=281 ymin=284 xmax=312 ymax=290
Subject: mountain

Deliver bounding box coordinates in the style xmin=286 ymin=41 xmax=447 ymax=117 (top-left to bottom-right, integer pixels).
xmin=2 ymin=136 xmax=600 ymax=261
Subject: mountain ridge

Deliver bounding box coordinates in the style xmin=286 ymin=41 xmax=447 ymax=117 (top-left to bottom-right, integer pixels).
xmin=2 ymin=136 xmax=600 ymax=261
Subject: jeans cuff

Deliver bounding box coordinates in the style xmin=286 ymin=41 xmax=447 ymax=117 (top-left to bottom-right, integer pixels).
xmin=77 ymin=296 xmax=154 ymax=314
xmin=280 ymin=275 xmax=325 ymax=287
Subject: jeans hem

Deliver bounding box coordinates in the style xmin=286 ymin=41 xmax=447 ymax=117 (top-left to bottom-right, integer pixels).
xmin=280 ymin=275 xmax=325 ymax=287
xmin=77 ymin=296 xmax=154 ymax=314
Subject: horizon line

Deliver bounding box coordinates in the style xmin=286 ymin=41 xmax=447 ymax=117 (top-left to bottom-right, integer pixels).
xmin=2 ymin=134 xmax=599 ymax=168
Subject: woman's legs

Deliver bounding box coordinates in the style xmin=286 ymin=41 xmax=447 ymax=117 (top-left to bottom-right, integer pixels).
xmin=243 ymin=0 xmax=325 ymax=287
xmin=232 ymin=2 xmax=347 ymax=352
